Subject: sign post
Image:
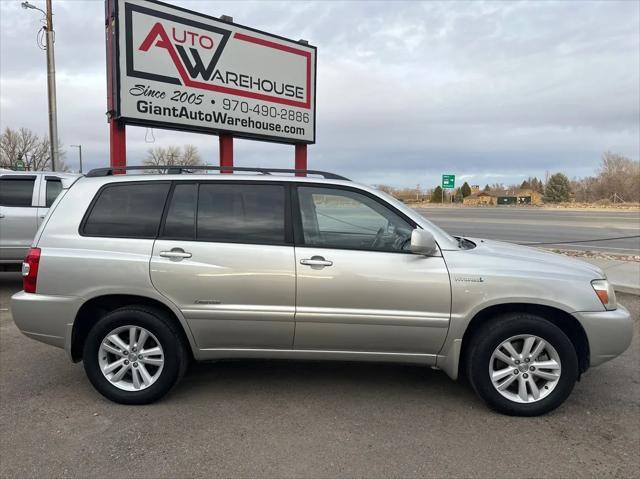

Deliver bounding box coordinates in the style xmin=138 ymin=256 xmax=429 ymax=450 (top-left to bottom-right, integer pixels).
xmin=106 ymin=0 xmax=316 ymax=173
xmin=441 ymin=174 xmax=455 ymax=204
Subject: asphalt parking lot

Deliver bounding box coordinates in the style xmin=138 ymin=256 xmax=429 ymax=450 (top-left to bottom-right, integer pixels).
xmin=1 ymin=272 xmax=638 ymax=478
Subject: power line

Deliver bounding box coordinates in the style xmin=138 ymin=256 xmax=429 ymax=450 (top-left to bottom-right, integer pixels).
xmin=518 ymin=235 xmax=640 ymax=246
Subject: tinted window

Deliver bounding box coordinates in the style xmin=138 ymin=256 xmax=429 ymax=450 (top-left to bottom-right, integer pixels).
xmin=163 ymin=183 xmax=197 ymax=240
xmin=197 ymin=183 xmax=285 ymax=244
xmin=45 ymin=179 xmax=63 ymax=207
xmin=0 ymin=178 xmax=35 ymax=207
xmin=83 ymin=183 xmax=170 ymax=238
xmin=297 ymin=187 xmax=412 ymax=252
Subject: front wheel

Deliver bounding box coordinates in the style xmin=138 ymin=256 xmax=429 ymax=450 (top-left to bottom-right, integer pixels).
xmin=466 ymin=314 xmax=579 ymax=416
xmin=83 ymin=306 xmax=188 ymax=404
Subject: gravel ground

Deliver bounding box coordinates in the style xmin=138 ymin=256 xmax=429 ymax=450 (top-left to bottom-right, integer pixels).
xmin=0 ymin=272 xmax=638 ymax=478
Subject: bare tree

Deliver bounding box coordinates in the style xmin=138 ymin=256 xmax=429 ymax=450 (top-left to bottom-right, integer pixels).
xmin=569 ymin=152 xmax=640 ymax=203
xmin=0 ymin=127 xmax=67 ymax=171
xmin=143 ymin=145 xmax=204 ymax=173
xmin=596 ymin=152 xmax=640 ymax=202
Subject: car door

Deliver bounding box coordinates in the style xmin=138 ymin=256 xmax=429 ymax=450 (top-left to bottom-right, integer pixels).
xmin=150 ymin=181 xmax=296 ymax=350
xmin=0 ymin=175 xmax=40 ymax=262
xmin=293 ymin=185 xmax=451 ymax=355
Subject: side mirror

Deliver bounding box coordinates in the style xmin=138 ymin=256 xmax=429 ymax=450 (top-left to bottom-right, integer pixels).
xmin=410 ymin=229 xmax=438 ymax=256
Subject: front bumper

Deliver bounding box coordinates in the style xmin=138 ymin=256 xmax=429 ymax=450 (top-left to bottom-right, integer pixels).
xmin=575 ymin=305 xmax=634 ymax=367
xmin=11 ymin=291 xmax=83 ymax=356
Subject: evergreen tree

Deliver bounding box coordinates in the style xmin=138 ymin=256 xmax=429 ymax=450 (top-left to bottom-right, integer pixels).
xmin=544 ymin=173 xmax=573 ymax=203
xmin=461 ymin=182 xmax=472 ymax=197
xmin=431 ymin=186 xmax=444 ymax=203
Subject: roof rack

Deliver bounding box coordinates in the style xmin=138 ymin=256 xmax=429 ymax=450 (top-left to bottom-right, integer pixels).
xmin=85 ymin=165 xmax=350 ymax=181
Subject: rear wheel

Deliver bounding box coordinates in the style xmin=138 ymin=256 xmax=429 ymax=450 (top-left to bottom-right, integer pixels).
xmin=466 ymin=313 xmax=578 ymax=416
xmin=83 ymin=306 xmax=188 ymax=404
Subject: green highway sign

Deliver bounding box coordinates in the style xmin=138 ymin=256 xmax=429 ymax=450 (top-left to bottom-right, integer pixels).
xmin=14 ymin=159 xmax=25 ymax=171
xmin=442 ymin=174 xmax=455 ymax=189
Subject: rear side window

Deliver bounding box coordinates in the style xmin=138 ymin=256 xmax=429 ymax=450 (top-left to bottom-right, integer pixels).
xmin=45 ymin=179 xmax=63 ymax=207
xmin=197 ymin=183 xmax=285 ymax=244
xmin=163 ymin=183 xmax=197 ymax=240
xmin=83 ymin=182 xmax=170 ymax=238
xmin=0 ymin=178 xmax=35 ymax=207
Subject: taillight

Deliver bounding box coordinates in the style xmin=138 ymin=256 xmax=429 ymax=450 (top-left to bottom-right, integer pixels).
xmin=22 ymin=247 xmax=41 ymax=293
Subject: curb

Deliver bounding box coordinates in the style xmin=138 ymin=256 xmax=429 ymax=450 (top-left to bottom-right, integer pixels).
xmin=613 ymin=284 xmax=640 ymax=296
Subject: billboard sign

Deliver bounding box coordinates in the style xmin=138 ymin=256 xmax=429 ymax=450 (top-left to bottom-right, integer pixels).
xmin=111 ymin=0 xmax=316 ymax=143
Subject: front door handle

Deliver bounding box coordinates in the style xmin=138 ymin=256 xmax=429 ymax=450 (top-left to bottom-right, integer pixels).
xmin=300 ymin=256 xmax=333 ymax=268
xmin=159 ymin=248 xmax=192 ymax=261
xmin=0 ymin=214 xmax=5 ymax=218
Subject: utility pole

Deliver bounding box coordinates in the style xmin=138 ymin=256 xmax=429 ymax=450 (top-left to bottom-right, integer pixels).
xmin=22 ymin=1 xmax=58 ymax=171
xmin=70 ymin=144 xmax=83 ymax=173
xmin=45 ymin=0 xmax=58 ymax=171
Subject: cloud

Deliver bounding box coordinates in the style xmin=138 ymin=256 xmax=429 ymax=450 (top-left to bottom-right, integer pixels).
xmin=1 ymin=0 xmax=638 ymax=188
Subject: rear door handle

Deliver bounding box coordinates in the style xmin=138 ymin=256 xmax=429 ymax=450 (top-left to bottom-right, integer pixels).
xmin=300 ymin=256 xmax=333 ymax=268
xmin=159 ymin=248 xmax=192 ymax=260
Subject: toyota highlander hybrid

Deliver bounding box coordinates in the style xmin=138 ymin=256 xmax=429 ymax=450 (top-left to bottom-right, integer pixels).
xmin=10 ymin=167 xmax=633 ymax=416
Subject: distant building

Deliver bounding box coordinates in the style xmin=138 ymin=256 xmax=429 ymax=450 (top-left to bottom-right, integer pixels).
xmin=463 ymin=188 xmax=543 ymax=206
xmin=471 ymin=185 xmax=480 ymax=193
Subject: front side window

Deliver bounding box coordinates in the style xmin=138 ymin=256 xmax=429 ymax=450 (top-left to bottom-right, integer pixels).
xmin=197 ymin=183 xmax=285 ymax=244
xmin=45 ymin=179 xmax=63 ymax=207
xmin=0 ymin=178 xmax=35 ymax=207
xmin=297 ymin=186 xmax=413 ymax=252
xmin=83 ymin=182 xmax=170 ymax=238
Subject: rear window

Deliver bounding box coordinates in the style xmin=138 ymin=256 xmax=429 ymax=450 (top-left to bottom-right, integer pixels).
xmin=82 ymin=182 xmax=170 ymax=238
xmin=0 ymin=178 xmax=35 ymax=207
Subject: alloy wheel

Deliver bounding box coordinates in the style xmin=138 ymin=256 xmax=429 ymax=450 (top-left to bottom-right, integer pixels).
xmin=489 ymin=334 xmax=562 ymax=403
xmin=98 ymin=325 xmax=165 ymax=391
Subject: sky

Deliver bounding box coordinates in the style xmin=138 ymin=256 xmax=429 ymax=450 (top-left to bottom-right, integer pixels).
xmin=0 ymin=0 xmax=638 ymax=188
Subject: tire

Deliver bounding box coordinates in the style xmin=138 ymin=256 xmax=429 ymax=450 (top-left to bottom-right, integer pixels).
xmin=83 ymin=306 xmax=189 ymax=404
xmin=465 ymin=313 xmax=578 ymax=416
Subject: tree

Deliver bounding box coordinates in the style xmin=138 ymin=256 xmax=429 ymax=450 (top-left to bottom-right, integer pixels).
xmin=595 ymin=152 xmax=640 ymax=202
xmin=454 ymin=188 xmax=464 ymax=203
xmin=0 ymin=127 xmax=67 ymax=171
xmin=460 ymin=181 xmax=472 ymax=197
xmin=529 ymin=177 xmax=544 ymax=193
xmin=430 ymin=185 xmax=444 ymax=203
xmin=143 ymin=145 xmax=204 ymax=172
xmin=520 ymin=180 xmax=530 ymax=189
xmin=483 ymin=184 xmax=491 ymax=192
xmin=544 ymin=173 xmax=572 ymax=203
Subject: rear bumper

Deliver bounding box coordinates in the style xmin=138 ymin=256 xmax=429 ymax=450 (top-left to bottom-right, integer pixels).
xmin=575 ymin=305 xmax=634 ymax=367
xmin=11 ymin=291 xmax=82 ymax=356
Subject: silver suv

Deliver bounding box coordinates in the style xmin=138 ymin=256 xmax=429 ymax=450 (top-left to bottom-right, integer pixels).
xmin=0 ymin=170 xmax=80 ymax=268
xmin=11 ymin=167 xmax=633 ymax=415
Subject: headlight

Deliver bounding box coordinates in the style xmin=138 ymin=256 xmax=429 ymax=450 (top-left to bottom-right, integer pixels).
xmin=591 ymin=279 xmax=617 ymax=311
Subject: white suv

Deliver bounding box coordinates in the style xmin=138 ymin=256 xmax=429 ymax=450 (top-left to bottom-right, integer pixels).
xmin=10 ymin=166 xmax=633 ymax=415
xmin=0 ymin=171 xmax=80 ymax=268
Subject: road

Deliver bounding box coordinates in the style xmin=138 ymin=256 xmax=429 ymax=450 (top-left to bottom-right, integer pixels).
xmin=414 ymin=207 xmax=640 ymax=255
xmin=0 ymin=272 xmax=638 ymax=478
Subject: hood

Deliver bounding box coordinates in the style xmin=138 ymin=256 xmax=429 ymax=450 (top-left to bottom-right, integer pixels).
xmin=463 ymin=238 xmax=605 ymax=280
